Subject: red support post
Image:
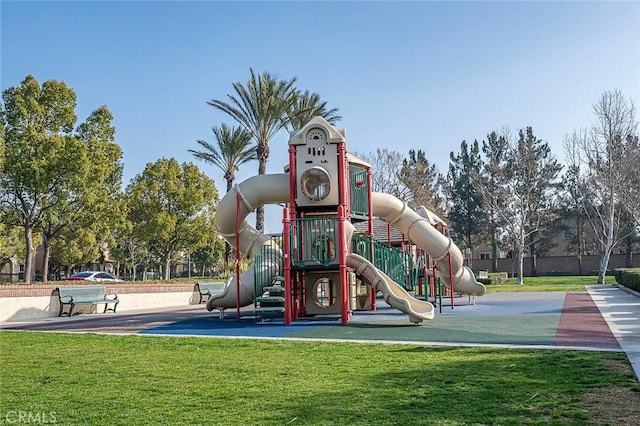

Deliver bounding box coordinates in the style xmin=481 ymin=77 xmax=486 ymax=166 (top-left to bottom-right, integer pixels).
xmin=337 ymin=205 xmax=349 ymax=325
xmin=447 ymin=252 xmax=455 ymax=309
xmin=283 ymin=207 xmax=292 ymax=325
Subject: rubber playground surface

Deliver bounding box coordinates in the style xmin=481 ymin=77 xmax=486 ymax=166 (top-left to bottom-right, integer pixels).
xmin=2 ymin=287 xmax=623 ymax=351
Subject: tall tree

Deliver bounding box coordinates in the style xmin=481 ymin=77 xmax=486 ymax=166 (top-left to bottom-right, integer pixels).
xmin=39 ymin=106 xmax=123 ymax=281
xmin=478 ymin=131 xmax=510 ymax=272
xmin=477 ymin=127 xmax=562 ymax=283
xmin=558 ymin=158 xmax=589 ymax=275
xmin=285 ymin=90 xmax=342 ymax=132
xmin=125 ymin=159 xmax=218 ymax=280
xmin=620 ymin=133 xmax=640 ymax=227
xmin=564 ymin=90 xmax=638 ymax=284
xmin=207 ymin=68 xmax=297 ymax=231
xmin=189 ymin=123 xmax=256 ymax=263
xmin=189 ymin=124 xmax=256 ymax=193
xmin=400 ymin=149 xmax=445 ymax=215
xmin=0 ymin=75 xmax=78 ymax=283
xmin=357 ymin=148 xmax=406 ymax=198
xmin=446 ymin=140 xmax=485 ymax=251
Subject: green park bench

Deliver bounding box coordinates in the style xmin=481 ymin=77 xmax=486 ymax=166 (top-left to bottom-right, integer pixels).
xmin=195 ymin=281 xmax=227 ymax=304
xmin=56 ymin=286 xmax=119 ymax=317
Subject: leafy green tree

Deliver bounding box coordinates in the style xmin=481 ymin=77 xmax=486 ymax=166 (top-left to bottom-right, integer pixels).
xmin=477 ymin=127 xmax=562 ymax=283
xmin=446 ymin=140 xmax=485 ymax=250
xmin=39 ymin=106 xmax=123 ymax=281
xmin=400 ymin=149 xmax=445 ymax=216
xmin=285 ymin=90 xmax=342 ymax=132
xmin=478 ymin=131 xmax=510 ymax=272
xmin=125 ymin=158 xmax=218 ymax=280
xmin=50 ymin=227 xmax=100 ymax=275
xmin=191 ymin=236 xmax=225 ymax=276
xmin=557 ymin=156 xmax=590 ymax=274
xmin=620 ymin=134 xmax=640 ymax=227
xmin=1 ymin=75 xmax=78 ymax=283
xmin=189 ymin=123 xmax=256 ymax=264
xmin=207 ymin=68 xmax=297 ymax=231
xmin=0 ymin=224 xmax=20 ymax=262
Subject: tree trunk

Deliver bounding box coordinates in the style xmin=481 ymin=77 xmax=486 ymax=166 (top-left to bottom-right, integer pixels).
xmin=576 ymin=216 xmax=584 ymax=275
xmin=255 ymin=152 xmax=268 ymax=231
xmin=164 ymin=257 xmax=171 ymax=280
xmin=491 ymin=228 xmax=499 ymax=273
xmin=598 ymin=250 xmax=611 ymax=285
xmin=517 ymin=246 xmax=525 ymax=285
xmin=517 ymin=230 xmax=526 ymax=285
xmin=23 ymin=225 xmax=34 ymax=284
xmin=577 ymin=255 xmax=583 ymax=276
xmin=41 ymin=235 xmax=51 ymax=283
xmin=529 ymin=242 xmax=538 ymax=277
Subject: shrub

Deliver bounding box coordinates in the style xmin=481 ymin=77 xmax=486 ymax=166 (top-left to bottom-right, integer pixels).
xmin=478 ymin=272 xmax=508 ymax=285
xmin=614 ymin=268 xmax=640 ymax=292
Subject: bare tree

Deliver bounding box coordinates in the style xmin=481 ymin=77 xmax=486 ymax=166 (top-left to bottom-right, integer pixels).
xmin=356 ymin=148 xmax=409 ymax=199
xmin=564 ymin=90 xmax=638 ymax=284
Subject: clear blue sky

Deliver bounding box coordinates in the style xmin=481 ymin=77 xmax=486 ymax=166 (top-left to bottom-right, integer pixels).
xmin=2 ymin=1 xmax=639 ymax=233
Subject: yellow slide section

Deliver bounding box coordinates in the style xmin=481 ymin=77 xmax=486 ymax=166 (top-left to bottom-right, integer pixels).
xmin=347 ymin=253 xmax=434 ymax=324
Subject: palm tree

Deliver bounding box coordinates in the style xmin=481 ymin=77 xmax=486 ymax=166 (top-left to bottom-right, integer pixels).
xmin=285 ymin=90 xmax=342 ymax=132
xmin=207 ymin=68 xmax=297 ymax=231
xmin=189 ymin=123 xmax=257 ymax=193
xmin=189 ymin=124 xmax=256 ymax=264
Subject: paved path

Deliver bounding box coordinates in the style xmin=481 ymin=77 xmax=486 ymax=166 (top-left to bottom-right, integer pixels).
xmin=588 ymin=285 xmax=640 ymax=381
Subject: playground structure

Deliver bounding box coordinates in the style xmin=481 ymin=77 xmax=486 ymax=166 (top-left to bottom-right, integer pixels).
xmin=206 ymin=117 xmax=485 ymax=325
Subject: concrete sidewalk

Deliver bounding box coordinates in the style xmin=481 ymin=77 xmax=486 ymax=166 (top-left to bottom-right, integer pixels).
xmin=588 ymin=285 xmax=640 ymax=381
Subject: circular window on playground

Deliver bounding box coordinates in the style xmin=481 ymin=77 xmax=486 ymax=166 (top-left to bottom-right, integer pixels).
xmin=312 ymin=277 xmax=337 ymax=308
xmin=300 ymin=166 xmax=331 ymax=201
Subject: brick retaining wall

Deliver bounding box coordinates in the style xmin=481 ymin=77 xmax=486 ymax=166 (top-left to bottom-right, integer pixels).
xmin=0 ymin=283 xmax=197 ymax=298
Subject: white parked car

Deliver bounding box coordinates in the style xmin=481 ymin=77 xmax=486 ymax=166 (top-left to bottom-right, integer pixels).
xmin=65 ymin=271 xmax=124 ymax=283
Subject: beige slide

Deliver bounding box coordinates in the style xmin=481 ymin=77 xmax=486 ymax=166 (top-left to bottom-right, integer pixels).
xmin=206 ymin=174 xmax=289 ymax=312
xmin=371 ymin=192 xmax=486 ymax=297
xmin=347 ymin=253 xmax=434 ymax=323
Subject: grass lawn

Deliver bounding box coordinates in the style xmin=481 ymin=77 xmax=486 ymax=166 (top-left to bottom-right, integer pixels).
xmin=484 ymin=276 xmax=602 ymax=293
xmin=1 ymin=332 xmax=639 ymax=425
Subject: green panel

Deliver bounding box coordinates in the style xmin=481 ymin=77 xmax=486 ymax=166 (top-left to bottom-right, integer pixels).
xmin=349 ymin=164 xmax=369 ymax=218
xmin=352 ymin=235 xmax=416 ymax=290
xmin=290 ymin=217 xmax=338 ymax=267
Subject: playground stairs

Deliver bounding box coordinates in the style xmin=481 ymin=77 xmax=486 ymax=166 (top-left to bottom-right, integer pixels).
xmin=254 ymin=276 xmax=285 ymax=322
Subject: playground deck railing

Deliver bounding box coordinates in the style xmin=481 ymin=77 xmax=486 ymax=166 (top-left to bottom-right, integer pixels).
xmin=351 ymin=234 xmax=418 ymax=290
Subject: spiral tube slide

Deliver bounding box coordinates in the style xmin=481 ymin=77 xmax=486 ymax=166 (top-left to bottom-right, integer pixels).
xmin=206 ymin=174 xmax=290 ymax=312
xmin=371 ymin=192 xmax=486 ymax=297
